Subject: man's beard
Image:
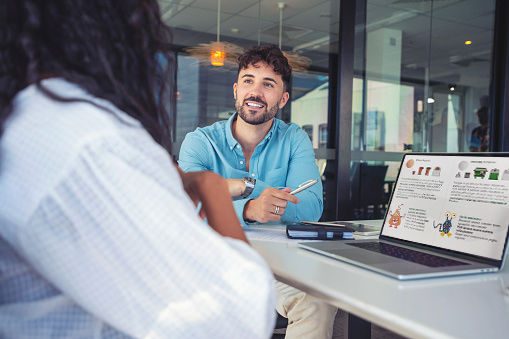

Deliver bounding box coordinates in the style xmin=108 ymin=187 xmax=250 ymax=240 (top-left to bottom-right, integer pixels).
xmin=235 ymin=97 xmax=280 ymax=125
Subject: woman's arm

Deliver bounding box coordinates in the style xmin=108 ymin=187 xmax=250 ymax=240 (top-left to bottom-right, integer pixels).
xmin=177 ymin=168 xmax=248 ymax=242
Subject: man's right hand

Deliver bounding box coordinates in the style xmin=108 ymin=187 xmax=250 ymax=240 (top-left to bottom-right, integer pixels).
xmin=243 ymin=187 xmax=300 ymax=223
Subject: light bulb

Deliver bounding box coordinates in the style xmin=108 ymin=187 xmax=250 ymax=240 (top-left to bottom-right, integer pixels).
xmin=210 ymin=42 xmax=225 ymax=67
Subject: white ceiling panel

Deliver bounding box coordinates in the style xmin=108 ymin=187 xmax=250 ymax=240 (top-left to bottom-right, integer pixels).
xmin=285 ymin=1 xmax=334 ymax=34
xmin=238 ymin=0 xmax=329 ymax=23
xmin=166 ymin=6 xmax=233 ymax=33
xmin=187 ymin=0 xmax=258 ymax=15
xmin=220 ymin=15 xmax=273 ymax=40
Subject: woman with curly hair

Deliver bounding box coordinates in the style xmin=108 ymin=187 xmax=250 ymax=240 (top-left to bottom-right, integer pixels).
xmin=0 ymin=1 xmax=275 ymax=338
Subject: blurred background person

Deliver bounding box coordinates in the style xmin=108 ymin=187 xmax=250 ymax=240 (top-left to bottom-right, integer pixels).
xmin=469 ymin=106 xmax=489 ymax=152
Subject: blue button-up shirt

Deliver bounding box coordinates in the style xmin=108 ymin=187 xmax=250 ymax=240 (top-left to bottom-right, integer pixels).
xmin=178 ymin=113 xmax=323 ymax=226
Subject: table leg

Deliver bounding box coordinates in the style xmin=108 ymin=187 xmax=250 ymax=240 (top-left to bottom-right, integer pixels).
xmin=347 ymin=313 xmax=371 ymax=339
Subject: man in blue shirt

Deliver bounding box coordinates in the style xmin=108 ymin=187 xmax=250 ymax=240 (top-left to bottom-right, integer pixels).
xmin=179 ymin=45 xmax=336 ymax=339
xmin=179 ymin=47 xmax=323 ymax=226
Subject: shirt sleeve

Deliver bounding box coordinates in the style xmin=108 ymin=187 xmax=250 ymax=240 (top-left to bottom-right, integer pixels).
xmin=12 ymin=132 xmax=276 ymax=339
xmin=178 ymin=131 xmax=211 ymax=172
xmin=279 ymin=128 xmax=323 ymax=223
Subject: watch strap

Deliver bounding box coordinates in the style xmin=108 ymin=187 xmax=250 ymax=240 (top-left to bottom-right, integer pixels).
xmin=240 ymin=177 xmax=256 ymax=198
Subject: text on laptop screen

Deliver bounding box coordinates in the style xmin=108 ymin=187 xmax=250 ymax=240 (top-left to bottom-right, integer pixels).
xmin=382 ymin=154 xmax=509 ymax=261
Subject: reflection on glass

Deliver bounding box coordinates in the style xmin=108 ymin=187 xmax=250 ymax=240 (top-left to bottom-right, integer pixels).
xmin=319 ymin=124 xmax=328 ymax=149
xmin=353 ymin=0 xmax=495 ymax=154
xmin=469 ymin=105 xmax=489 ymax=152
xmin=302 ymin=124 xmax=313 ymax=141
xmin=291 ymin=78 xmax=329 ymax=149
xmin=353 ymin=79 xmax=414 ymax=152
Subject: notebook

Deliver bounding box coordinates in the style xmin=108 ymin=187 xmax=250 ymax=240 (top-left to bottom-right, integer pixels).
xmin=300 ymin=153 xmax=509 ymax=280
xmin=286 ymin=223 xmax=354 ymax=240
xmin=300 ymin=220 xmax=381 ymax=236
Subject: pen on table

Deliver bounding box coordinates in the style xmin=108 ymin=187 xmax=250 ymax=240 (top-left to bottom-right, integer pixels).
xmin=290 ymin=179 xmax=318 ymax=195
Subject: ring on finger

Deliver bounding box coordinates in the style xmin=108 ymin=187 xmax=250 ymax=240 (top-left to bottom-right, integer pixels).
xmin=274 ymin=205 xmax=280 ymax=215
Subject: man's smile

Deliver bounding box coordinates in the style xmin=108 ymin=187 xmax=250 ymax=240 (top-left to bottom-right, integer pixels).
xmin=243 ymin=97 xmax=267 ymax=111
xmin=245 ymin=101 xmax=265 ymax=109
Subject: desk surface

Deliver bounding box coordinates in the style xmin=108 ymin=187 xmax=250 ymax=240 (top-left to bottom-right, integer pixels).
xmin=246 ymin=223 xmax=509 ymax=339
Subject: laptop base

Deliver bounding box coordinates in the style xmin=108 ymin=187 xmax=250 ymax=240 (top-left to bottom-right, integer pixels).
xmin=299 ymin=239 xmax=498 ymax=280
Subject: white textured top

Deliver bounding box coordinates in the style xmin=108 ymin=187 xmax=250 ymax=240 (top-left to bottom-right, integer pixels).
xmin=0 ymin=79 xmax=275 ymax=338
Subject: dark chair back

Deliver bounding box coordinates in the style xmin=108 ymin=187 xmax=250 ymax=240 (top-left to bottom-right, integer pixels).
xmin=350 ymin=163 xmax=389 ymax=218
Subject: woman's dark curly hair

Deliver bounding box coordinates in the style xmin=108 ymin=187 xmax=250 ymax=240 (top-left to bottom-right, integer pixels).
xmin=0 ymin=0 xmax=175 ymax=153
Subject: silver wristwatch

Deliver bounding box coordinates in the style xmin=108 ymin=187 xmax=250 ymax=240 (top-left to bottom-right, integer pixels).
xmin=240 ymin=177 xmax=256 ymax=198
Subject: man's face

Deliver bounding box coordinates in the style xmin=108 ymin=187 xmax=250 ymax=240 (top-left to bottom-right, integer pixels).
xmin=233 ymin=62 xmax=289 ymax=126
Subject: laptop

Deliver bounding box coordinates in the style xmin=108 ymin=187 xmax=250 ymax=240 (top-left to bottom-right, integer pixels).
xmin=300 ymin=153 xmax=509 ymax=280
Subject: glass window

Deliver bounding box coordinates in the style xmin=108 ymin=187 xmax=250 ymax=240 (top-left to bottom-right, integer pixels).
xmin=353 ymin=0 xmax=495 ymax=154
xmin=350 ymin=0 xmax=496 ymax=219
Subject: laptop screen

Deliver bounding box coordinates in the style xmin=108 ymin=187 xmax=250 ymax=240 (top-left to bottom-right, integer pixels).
xmin=381 ymin=153 xmax=509 ymax=261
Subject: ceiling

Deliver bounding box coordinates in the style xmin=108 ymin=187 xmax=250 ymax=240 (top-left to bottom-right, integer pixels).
xmin=159 ymin=0 xmax=496 ymax=89
xmin=159 ymin=0 xmax=338 ymax=49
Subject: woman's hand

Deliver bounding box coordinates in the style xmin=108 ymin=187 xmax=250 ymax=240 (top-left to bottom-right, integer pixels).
xmin=225 ymin=178 xmax=246 ymax=197
xmin=176 ymin=167 xmax=248 ymax=242
xmin=177 ymin=168 xmax=208 ymax=219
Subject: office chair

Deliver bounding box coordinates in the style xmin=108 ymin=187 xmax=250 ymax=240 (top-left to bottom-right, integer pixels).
xmin=272 ymin=312 xmax=288 ymax=338
xmin=350 ymin=162 xmax=389 ymax=219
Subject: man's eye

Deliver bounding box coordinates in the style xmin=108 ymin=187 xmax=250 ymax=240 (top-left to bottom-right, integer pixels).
xmin=244 ymin=79 xmax=253 ymax=84
xmin=264 ymin=83 xmax=274 ymax=88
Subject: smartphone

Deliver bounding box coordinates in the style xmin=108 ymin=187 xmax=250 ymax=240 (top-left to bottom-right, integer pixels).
xmin=290 ymin=179 xmax=318 ymax=195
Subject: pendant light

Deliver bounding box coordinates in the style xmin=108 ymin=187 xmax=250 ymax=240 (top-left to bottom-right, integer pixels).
xmin=185 ymin=0 xmax=243 ymax=68
xmin=185 ymin=1 xmax=310 ymax=71
xmin=210 ymin=0 xmax=225 ymax=66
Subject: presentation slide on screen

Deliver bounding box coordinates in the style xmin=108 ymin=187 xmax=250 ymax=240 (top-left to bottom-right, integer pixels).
xmin=382 ymin=154 xmax=509 ymax=260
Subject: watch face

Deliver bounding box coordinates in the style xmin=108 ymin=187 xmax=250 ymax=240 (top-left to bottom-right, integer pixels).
xmin=244 ymin=177 xmax=256 ymax=187
xmin=241 ymin=177 xmax=255 ymax=198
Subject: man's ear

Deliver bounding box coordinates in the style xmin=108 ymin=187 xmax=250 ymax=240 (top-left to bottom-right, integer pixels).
xmin=278 ymin=91 xmax=290 ymax=109
xmin=233 ymin=82 xmax=237 ymax=100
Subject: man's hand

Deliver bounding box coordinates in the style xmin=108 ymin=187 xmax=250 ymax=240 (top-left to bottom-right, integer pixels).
xmin=243 ymin=187 xmax=300 ymax=223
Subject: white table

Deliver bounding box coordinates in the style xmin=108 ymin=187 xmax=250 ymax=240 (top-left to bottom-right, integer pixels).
xmin=246 ymin=223 xmax=509 ymax=339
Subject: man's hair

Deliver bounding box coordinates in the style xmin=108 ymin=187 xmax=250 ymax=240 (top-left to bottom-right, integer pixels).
xmin=0 ymin=0 xmax=175 ymax=153
xmin=237 ymin=45 xmax=292 ymax=90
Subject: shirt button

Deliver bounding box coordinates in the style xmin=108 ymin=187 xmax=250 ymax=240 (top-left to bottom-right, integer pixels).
xmin=240 ymin=161 xmax=244 ymax=164
xmin=251 ymin=173 xmax=255 ymax=177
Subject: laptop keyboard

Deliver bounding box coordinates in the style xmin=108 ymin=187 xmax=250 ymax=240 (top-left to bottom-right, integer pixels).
xmin=348 ymin=242 xmax=468 ymax=267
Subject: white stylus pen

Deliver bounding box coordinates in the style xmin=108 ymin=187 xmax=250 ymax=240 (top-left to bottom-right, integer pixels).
xmin=290 ymin=179 xmax=318 ymax=195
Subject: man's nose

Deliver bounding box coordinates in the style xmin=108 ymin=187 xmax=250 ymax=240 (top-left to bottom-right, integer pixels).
xmin=246 ymin=84 xmax=265 ymax=99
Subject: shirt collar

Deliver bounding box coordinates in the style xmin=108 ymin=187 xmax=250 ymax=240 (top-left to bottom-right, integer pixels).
xmin=226 ymin=113 xmax=240 ymax=150
xmin=225 ymin=112 xmax=279 ymax=151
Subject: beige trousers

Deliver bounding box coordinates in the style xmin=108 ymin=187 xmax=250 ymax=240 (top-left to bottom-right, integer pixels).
xmin=275 ymin=281 xmax=337 ymax=339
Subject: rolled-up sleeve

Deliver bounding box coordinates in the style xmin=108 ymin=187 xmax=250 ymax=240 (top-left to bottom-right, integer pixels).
xmin=9 ymin=133 xmax=276 ymax=339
